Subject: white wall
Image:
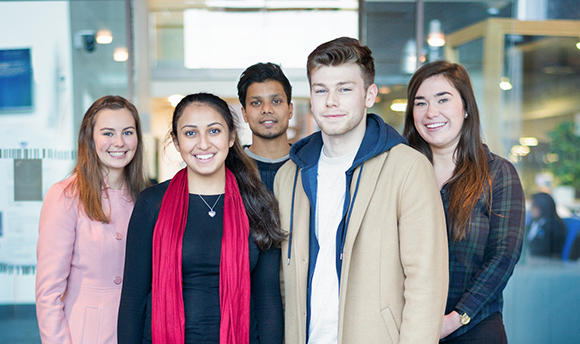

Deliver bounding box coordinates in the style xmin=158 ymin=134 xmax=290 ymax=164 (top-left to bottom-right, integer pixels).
xmin=0 ymin=1 xmax=74 ymax=304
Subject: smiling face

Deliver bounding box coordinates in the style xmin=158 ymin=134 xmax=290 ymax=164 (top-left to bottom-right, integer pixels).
xmin=412 ymin=74 xmax=466 ymax=151
xmin=309 ymin=63 xmax=377 ymax=138
xmin=173 ymin=103 xmax=234 ymax=180
xmin=93 ymin=108 xmax=138 ymax=176
xmin=242 ymin=80 xmax=293 ymax=140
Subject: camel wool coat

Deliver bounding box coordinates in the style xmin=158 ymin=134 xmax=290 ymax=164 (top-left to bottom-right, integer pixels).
xmin=274 ymin=144 xmax=449 ymax=344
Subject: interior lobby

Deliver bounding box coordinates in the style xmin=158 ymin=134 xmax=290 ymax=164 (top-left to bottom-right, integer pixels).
xmin=0 ymin=0 xmax=579 ymax=343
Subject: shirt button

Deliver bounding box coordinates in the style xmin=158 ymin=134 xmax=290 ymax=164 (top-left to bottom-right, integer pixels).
xmin=113 ymin=232 xmax=123 ymax=240
xmin=113 ymin=276 xmax=122 ymax=285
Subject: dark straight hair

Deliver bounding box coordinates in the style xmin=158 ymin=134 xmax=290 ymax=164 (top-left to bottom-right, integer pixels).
xmin=403 ymin=61 xmax=491 ymax=241
xmin=171 ymin=93 xmax=284 ymax=249
xmin=531 ymin=192 xmax=564 ymax=224
xmin=237 ymin=62 xmax=292 ymax=108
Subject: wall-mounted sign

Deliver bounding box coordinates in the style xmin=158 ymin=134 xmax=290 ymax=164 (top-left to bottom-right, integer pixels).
xmin=0 ymin=48 xmax=33 ymax=112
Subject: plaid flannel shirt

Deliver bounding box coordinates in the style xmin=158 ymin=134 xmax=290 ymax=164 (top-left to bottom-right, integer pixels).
xmin=441 ymin=147 xmax=525 ymax=341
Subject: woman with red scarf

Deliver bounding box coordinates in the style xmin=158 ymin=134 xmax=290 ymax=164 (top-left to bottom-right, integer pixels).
xmin=117 ymin=93 xmax=284 ymax=344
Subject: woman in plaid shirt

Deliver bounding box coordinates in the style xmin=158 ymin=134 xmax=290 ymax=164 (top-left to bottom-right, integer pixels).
xmin=404 ymin=61 xmax=525 ymax=343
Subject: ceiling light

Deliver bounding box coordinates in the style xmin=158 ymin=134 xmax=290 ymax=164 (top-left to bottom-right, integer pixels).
xmin=508 ymin=153 xmax=519 ymax=163
xmin=113 ymin=47 xmax=128 ymax=62
xmin=499 ymin=77 xmax=512 ymax=91
xmin=510 ymin=145 xmax=530 ymax=156
xmin=427 ymin=20 xmax=445 ymax=47
xmin=519 ymin=137 xmax=538 ymax=147
xmin=379 ymin=86 xmax=391 ymax=95
xmin=168 ymin=94 xmax=185 ymax=107
xmin=390 ymin=99 xmax=407 ymax=112
xmin=96 ymin=29 xmax=113 ymax=44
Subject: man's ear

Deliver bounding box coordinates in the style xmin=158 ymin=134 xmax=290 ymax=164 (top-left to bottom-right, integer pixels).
xmin=288 ymin=102 xmax=294 ymax=120
xmin=365 ymin=83 xmax=379 ymax=108
xmin=241 ymin=106 xmax=249 ymax=123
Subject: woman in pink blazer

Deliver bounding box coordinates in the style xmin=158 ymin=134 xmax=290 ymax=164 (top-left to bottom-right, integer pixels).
xmin=35 ymin=96 xmax=148 ymax=344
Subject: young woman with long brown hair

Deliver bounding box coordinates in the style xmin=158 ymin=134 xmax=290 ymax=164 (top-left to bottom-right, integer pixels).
xmin=36 ymin=95 xmax=148 ymax=343
xmin=117 ymin=93 xmax=284 ymax=344
xmin=404 ymin=61 xmax=525 ymax=343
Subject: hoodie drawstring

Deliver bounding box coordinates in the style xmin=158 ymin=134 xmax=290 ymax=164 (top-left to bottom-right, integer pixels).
xmin=286 ymin=162 xmax=365 ymax=266
xmin=339 ymin=162 xmax=364 ymax=262
xmin=287 ymin=165 xmax=300 ymax=265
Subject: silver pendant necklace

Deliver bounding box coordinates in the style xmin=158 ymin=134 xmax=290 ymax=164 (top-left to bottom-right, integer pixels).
xmin=197 ymin=194 xmax=222 ymax=217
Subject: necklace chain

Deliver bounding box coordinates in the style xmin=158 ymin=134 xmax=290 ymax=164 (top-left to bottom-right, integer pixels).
xmin=198 ymin=194 xmax=222 ymax=217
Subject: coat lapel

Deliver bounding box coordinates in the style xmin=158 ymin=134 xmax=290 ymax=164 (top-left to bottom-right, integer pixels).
xmin=342 ymin=153 xmax=388 ymax=262
xmin=338 ymin=152 xmax=388 ymax=340
xmin=292 ymin=169 xmax=311 ymax=343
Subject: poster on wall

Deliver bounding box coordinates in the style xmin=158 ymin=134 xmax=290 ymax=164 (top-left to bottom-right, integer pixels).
xmin=0 ymin=48 xmax=33 ymax=112
xmin=14 ymin=159 xmax=42 ymax=201
xmin=0 ymin=158 xmax=40 ymax=276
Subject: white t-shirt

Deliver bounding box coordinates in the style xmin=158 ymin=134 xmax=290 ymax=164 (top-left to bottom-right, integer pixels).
xmin=308 ymin=147 xmax=356 ymax=344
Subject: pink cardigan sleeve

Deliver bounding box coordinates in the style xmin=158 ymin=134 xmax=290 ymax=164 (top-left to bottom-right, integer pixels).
xmin=35 ymin=181 xmax=77 ymax=344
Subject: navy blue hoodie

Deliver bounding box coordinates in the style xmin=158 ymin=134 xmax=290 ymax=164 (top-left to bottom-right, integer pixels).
xmin=287 ymin=113 xmax=407 ymax=334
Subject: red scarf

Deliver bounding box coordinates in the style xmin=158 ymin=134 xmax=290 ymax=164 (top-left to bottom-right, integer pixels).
xmin=151 ymin=168 xmax=250 ymax=344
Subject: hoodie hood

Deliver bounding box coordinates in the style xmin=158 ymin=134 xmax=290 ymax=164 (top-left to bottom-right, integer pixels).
xmin=290 ymin=113 xmax=406 ymax=170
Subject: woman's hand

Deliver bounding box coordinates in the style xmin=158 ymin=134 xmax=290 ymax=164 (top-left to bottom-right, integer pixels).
xmin=440 ymin=311 xmax=462 ymax=339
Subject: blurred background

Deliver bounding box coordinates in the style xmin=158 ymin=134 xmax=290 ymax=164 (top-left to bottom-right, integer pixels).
xmin=0 ymin=0 xmax=579 ymax=342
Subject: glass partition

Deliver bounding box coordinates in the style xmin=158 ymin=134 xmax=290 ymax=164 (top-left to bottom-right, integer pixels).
xmin=0 ymin=1 xmax=131 ymax=342
xmin=0 ymin=0 xmax=578 ymax=343
xmin=365 ymin=1 xmax=580 ymax=342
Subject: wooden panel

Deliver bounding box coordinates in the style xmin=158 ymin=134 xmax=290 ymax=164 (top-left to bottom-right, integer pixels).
xmin=481 ymin=20 xmax=506 ymax=156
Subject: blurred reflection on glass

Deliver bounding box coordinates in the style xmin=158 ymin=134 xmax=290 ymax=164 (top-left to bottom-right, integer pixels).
xmin=526 ymin=192 xmax=567 ymax=258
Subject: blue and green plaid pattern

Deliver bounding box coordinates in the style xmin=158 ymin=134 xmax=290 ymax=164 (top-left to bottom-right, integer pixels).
xmin=441 ymin=148 xmax=525 ymax=340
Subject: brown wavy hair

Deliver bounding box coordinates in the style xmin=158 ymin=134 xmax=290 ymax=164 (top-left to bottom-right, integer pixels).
xmin=307 ymin=36 xmax=375 ymax=88
xmin=67 ymin=95 xmax=148 ymax=223
xmin=403 ymin=61 xmax=491 ymax=241
xmin=171 ymin=93 xmax=285 ymax=249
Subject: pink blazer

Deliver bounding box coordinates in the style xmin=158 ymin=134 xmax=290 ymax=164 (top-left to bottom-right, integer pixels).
xmin=35 ymin=175 xmax=134 ymax=344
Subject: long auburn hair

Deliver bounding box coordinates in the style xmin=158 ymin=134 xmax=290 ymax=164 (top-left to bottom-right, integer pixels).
xmin=403 ymin=61 xmax=491 ymax=241
xmin=171 ymin=93 xmax=284 ymax=249
xmin=67 ymin=95 xmax=148 ymax=223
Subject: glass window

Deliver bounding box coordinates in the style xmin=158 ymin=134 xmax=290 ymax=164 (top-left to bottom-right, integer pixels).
xmin=183 ymin=8 xmax=357 ymax=69
xmin=0 ymin=1 xmax=131 ymax=341
xmin=1 ymin=0 xmax=578 ymax=343
xmin=365 ymin=1 xmax=580 ymax=342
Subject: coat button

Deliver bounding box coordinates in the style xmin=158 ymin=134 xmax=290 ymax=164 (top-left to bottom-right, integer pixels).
xmin=113 ymin=276 xmax=122 ymax=285
xmin=113 ymin=232 xmax=123 ymax=240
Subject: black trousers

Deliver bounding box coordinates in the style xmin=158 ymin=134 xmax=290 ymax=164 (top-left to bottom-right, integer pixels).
xmin=442 ymin=312 xmax=508 ymax=344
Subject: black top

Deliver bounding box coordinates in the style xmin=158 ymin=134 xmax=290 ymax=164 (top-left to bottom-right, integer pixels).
xmin=253 ymin=159 xmax=288 ymax=193
xmin=117 ymin=181 xmax=283 ymax=344
xmin=244 ymin=146 xmax=289 ymax=193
